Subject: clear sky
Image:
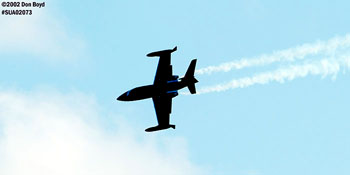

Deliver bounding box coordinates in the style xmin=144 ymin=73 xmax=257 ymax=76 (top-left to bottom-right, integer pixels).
xmin=1 ymin=0 xmax=350 ymax=174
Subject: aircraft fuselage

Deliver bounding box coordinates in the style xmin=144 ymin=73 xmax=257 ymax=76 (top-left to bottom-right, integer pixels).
xmin=117 ymin=46 xmax=198 ymax=132
xmin=117 ymin=79 xmax=187 ymax=101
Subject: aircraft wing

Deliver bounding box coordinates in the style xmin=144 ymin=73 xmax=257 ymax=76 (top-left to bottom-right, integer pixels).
xmin=152 ymin=95 xmax=172 ymax=126
xmin=147 ymin=47 xmax=177 ymax=85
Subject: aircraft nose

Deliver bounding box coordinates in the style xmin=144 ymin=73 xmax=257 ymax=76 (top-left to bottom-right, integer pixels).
xmin=117 ymin=92 xmax=127 ymax=101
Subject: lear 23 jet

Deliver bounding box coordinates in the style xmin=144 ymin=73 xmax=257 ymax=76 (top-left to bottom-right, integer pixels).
xmin=117 ymin=47 xmax=198 ymax=132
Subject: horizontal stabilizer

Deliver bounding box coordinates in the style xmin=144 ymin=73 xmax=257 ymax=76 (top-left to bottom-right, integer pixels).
xmin=185 ymin=59 xmax=197 ymax=78
xmin=183 ymin=59 xmax=198 ymax=94
xmin=188 ymin=83 xmax=196 ymax=94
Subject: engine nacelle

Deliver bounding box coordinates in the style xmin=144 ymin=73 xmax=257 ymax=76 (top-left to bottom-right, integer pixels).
xmin=172 ymin=75 xmax=179 ymax=80
xmin=167 ymin=75 xmax=179 ymax=84
xmin=166 ymin=91 xmax=178 ymax=98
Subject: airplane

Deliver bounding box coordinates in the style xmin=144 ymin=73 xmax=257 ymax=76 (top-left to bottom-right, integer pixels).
xmin=117 ymin=46 xmax=198 ymax=132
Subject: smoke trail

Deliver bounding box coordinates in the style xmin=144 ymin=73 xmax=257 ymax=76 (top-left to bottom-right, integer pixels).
xmin=196 ymin=34 xmax=350 ymax=75
xmin=196 ymin=55 xmax=350 ymax=94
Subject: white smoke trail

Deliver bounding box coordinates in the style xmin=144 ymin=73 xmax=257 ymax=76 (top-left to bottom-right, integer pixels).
xmin=196 ymin=55 xmax=350 ymax=94
xmin=196 ymin=34 xmax=350 ymax=75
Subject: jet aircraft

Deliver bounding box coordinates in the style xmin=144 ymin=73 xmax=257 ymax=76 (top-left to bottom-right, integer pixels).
xmin=117 ymin=46 xmax=198 ymax=132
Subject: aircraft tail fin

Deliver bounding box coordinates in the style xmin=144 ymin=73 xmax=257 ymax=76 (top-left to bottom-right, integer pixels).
xmin=183 ymin=59 xmax=198 ymax=94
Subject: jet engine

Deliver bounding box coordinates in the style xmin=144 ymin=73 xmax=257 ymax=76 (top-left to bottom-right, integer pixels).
xmin=171 ymin=75 xmax=179 ymax=80
xmin=166 ymin=91 xmax=178 ymax=98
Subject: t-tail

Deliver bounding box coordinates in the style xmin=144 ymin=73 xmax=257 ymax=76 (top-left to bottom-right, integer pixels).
xmin=182 ymin=59 xmax=198 ymax=94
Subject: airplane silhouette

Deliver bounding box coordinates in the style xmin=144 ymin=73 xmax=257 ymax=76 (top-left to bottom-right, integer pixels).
xmin=117 ymin=46 xmax=198 ymax=132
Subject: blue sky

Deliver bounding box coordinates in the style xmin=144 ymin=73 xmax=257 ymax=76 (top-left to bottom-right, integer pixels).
xmin=1 ymin=0 xmax=350 ymax=174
